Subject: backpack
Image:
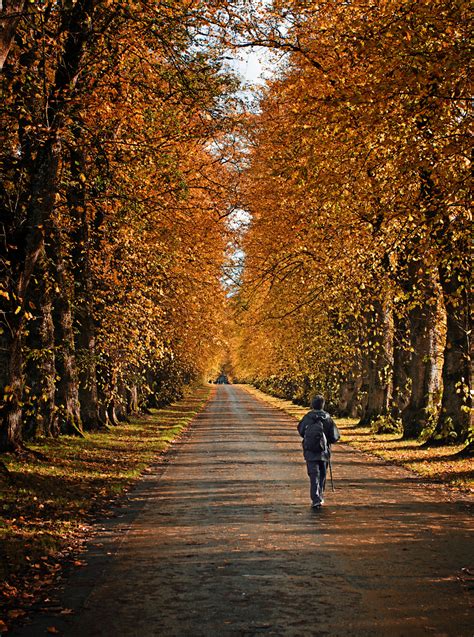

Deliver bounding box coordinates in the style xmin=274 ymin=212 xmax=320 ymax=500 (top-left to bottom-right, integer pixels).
xmin=303 ymin=416 xmax=329 ymax=454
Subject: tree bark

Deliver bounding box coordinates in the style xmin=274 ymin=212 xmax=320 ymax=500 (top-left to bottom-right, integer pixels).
xmin=37 ymin=291 xmax=59 ymax=437
xmin=49 ymin=234 xmax=83 ymax=436
xmin=23 ymin=251 xmax=58 ymax=439
xmin=68 ymin=139 xmax=104 ymax=431
xmin=0 ymin=0 xmax=97 ymax=451
xmin=114 ymin=381 xmax=129 ymax=422
xmin=358 ymin=300 xmax=391 ymax=426
xmin=0 ymin=139 xmax=59 ymax=451
xmin=419 ymin=163 xmax=472 ymax=444
xmin=107 ymin=400 xmax=121 ymax=426
xmin=401 ymin=266 xmax=439 ymax=439
xmin=338 ymin=366 xmax=362 ymax=418
xmin=128 ymin=385 xmax=139 ymax=415
xmin=429 ymin=279 xmax=472 ymax=444
xmin=0 ymin=319 xmax=24 ymax=451
xmin=390 ymin=311 xmax=411 ymax=421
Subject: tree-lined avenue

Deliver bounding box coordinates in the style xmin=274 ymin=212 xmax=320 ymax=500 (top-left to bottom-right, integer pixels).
xmin=13 ymin=385 xmax=473 ymax=636
xmin=1 ymin=2 xmax=472 ymax=633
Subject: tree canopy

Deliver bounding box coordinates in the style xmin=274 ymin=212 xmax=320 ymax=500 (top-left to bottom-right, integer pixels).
xmin=1 ymin=0 xmax=235 ymax=449
xmin=0 ymin=0 xmax=472 ymax=452
xmin=230 ymin=0 xmax=472 ymax=447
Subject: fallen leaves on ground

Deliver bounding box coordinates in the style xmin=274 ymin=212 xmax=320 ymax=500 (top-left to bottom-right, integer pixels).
xmin=0 ymin=385 xmax=211 ymax=630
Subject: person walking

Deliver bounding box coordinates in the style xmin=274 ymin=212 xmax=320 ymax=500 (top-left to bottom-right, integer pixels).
xmin=297 ymin=395 xmax=340 ymax=508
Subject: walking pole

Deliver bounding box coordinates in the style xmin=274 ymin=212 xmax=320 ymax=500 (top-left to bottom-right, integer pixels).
xmin=328 ymin=455 xmax=335 ymax=492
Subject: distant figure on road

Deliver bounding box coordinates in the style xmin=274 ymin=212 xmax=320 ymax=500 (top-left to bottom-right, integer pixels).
xmin=297 ymin=395 xmax=340 ymax=508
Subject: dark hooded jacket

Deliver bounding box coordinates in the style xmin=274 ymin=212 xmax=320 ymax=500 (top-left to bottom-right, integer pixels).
xmin=297 ymin=409 xmax=340 ymax=462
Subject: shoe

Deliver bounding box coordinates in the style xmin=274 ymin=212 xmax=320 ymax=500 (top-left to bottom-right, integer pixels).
xmin=312 ymin=501 xmax=322 ymax=508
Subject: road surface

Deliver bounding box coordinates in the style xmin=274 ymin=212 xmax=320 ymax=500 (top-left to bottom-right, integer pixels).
xmin=14 ymin=385 xmax=474 ymax=636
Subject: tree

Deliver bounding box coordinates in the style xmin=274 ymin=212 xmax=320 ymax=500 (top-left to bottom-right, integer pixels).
xmin=0 ymin=0 xmax=236 ymax=450
xmin=231 ymin=0 xmax=471 ymax=446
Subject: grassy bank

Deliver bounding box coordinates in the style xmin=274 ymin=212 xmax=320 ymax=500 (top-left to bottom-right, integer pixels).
xmin=0 ymin=385 xmax=212 ymax=630
xmin=241 ymin=385 xmax=473 ymax=493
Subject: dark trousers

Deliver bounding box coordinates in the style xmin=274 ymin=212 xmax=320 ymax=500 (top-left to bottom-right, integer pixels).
xmin=306 ymin=460 xmax=327 ymax=504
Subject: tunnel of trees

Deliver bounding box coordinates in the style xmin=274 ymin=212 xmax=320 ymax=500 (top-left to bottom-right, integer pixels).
xmin=1 ymin=0 xmax=472 ymax=454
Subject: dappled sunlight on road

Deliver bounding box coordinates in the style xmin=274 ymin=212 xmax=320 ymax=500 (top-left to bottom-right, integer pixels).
xmin=16 ymin=385 xmax=473 ymax=637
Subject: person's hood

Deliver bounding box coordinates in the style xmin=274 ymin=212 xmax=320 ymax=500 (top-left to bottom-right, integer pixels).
xmin=310 ymin=409 xmax=328 ymax=419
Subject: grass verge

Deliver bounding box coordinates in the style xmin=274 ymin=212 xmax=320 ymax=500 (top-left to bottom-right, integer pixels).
xmin=0 ymin=384 xmax=212 ymax=631
xmin=240 ymin=385 xmax=473 ymax=493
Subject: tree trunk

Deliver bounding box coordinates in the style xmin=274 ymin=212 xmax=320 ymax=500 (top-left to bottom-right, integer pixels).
xmin=358 ymin=301 xmax=391 ymax=426
xmin=115 ymin=381 xmax=129 ymax=422
xmin=107 ymin=401 xmax=121 ymax=426
xmin=0 ymin=0 xmax=97 ymax=451
xmin=0 ymin=322 xmax=23 ymax=451
xmin=345 ymin=374 xmax=363 ymax=418
xmin=390 ymin=312 xmax=411 ymax=421
xmin=338 ymin=366 xmax=362 ymax=418
xmin=75 ymin=312 xmax=102 ymax=429
xmin=420 ymin=162 xmax=472 ymax=445
xmin=53 ymin=300 xmax=83 ymax=435
xmin=97 ymin=357 xmax=112 ymax=425
xmin=48 ymin=228 xmax=83 ymax=436
xmin=98 ymin=401 xmax=110 ymax=427
xmin=37 ymin=292 xmax=59 ymax=438
xmin=128 ymin=385 xmax=139 ymax=415
xmin=428 ymin=285 xmax=472 ymax=444
xmin=401 ymin=266 xmax=439 ymax=439
xmin=68 ymin=141 xmax=104 ymax=431
xmin=0 ymin=139 xmax=59 ymax=451
xmin=145 ymin=368 xmax=159 ymax=409
xmin=23 ymin=251 xmax=58 ymax=439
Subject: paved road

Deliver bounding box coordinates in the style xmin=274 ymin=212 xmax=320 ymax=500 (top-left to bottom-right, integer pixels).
xmin=15 ymin=385 xmax=473 ymax=636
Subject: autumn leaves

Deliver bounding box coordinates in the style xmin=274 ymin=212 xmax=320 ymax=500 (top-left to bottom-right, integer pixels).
xmin=231 ymin=0 xmax=472 ymax=447
xmin=1 ymin=2 xmax=231 ymax=449
xmin=0 ymin=1 xmax=471 ymax=452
